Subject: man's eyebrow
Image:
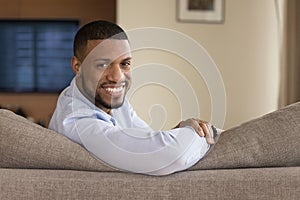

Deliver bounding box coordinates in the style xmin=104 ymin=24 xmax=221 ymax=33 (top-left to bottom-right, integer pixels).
xmin=122 ymin=57 xmax=132 ymax=61
xmin=93 ymin=57 xmax=132 ymax=62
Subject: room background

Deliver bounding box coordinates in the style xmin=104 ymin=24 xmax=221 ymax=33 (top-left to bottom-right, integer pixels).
xmin=117 ymin=0 xmax=280 ymax=129
xmin=0 ymin=0 xmax=116 ymax=127
xmin=0 ymin=0 xmax=283 ymax=129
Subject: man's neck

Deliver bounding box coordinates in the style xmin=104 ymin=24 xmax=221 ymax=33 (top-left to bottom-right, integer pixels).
xmin=96 ymin=104 xmax=112 ymax=115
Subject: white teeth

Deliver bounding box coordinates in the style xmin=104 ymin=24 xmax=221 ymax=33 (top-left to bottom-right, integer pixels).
xmin=105 ymin=86 xmax=124 ymax=93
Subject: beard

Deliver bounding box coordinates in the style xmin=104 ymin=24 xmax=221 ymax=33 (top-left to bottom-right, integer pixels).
xmin=78 ymin=73 xmax=130 ymax=111
xmin=94 ymin=92 xmax=126 ymax=109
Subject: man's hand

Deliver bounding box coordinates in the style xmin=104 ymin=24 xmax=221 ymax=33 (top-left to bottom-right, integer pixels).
xmin=174 ymin=119 xmax=215 ymax=144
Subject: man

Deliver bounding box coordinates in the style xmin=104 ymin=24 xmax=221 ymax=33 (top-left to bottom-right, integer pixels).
xmin=49 ymin=20 xmax=221 ymax=175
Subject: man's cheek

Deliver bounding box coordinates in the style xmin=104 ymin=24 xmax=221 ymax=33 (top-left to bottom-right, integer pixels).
xmin=126 ymin=72 xmax=132 ymax=82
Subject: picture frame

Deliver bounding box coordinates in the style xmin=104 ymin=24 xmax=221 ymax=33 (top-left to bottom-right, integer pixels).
xmin=177 ymin=0 xmax=225 ymax=23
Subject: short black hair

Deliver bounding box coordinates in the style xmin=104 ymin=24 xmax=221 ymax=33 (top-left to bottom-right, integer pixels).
xmin=73 ymin=20 xmax=128 ymax=61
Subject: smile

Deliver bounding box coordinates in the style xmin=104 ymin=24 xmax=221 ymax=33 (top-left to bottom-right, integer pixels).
xmin=105 ymin=86 xmax=124 ymax=93
xmin=102 ymin=83 xmax=126 ymax=94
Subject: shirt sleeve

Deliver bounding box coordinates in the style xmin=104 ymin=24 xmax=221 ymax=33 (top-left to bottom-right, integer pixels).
xmin=71 ymin=116 xmax=211 ymax=176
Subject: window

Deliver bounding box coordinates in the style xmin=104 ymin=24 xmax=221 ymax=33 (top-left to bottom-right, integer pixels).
xmin=0 ymin=20 xmax=79 ymax=92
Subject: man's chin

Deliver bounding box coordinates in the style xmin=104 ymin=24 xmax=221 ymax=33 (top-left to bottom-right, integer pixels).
xmin=95 ymin=97 xmax=125 ymax=110
xmin=107 ymin=100 xmax=124 ymax=109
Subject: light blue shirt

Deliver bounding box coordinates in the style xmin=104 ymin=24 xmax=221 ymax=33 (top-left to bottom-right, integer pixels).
xmin=49 ymin=77 xmax=212 ymax=175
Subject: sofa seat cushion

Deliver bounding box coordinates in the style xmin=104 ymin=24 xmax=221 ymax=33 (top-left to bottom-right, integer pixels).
xmin=1 ymin=167 xmax=299 ymax=199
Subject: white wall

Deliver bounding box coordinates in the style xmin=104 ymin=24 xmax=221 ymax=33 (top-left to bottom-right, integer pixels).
xmin=117 ymin=0 xmax=280 ymax=129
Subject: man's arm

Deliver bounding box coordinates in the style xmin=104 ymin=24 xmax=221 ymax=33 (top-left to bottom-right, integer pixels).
xmin=71 ymin=117 xmax=211 ymax=176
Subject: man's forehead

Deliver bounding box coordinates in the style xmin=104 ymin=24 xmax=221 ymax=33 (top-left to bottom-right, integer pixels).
xmin=87 ymin=39 xmax=130 ymax=53
xmin=85 ymin=39 xmax=131 ymax=61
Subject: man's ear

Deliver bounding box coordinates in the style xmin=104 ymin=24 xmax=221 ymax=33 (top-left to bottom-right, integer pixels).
xmin=71 ymin=56 xmax=81 ymax=75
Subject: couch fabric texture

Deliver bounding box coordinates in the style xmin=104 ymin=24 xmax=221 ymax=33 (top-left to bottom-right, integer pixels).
xmin=0 ymin=102 xmax=300 ymax=199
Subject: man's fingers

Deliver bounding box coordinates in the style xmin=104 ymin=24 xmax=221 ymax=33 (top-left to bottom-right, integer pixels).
xmin=198 ymin=122 xmax=209 ymax=136
xmin=196 ymin=125 xmax=205 ymax=137
xmin=190 ymin=119 xmax=204 ymax=137
xmin=177 ymin=118 xmax=217 ymax=144
xmin=198 ymin=121 xmax=215 ymax=145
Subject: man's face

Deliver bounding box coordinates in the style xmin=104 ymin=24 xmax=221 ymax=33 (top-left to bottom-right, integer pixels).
xmin=73 ymin=39 xmax=132 ymax=113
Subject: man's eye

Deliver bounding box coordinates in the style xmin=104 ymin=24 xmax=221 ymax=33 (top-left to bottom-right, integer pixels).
xmin=96 ymin=63 xmax=109 ymax=68
xmin=121 ymin=61 xmax=131 ymax=67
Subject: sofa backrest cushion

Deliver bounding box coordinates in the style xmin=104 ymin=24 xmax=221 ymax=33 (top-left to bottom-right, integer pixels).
xmin=0 ymin=109 xmax=115 ymax=172
xmin=1 ymin=102 xmax=299 ymax=173
xmin=189 ymin=102 xmax=300 ymax=170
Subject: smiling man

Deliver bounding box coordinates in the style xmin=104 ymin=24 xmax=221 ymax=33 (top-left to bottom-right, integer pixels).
xmin=49 ymin=20 xmax=221 ymax=175
xmin=73 ymin=39 xmax=132 ymax=113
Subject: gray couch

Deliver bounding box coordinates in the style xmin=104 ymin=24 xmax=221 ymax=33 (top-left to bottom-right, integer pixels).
xmin=1 ymin=102 xmax=299 ymax=199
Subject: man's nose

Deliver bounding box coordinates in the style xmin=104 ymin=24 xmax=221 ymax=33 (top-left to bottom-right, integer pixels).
xmin=106 ymin=64 xmax=124 ymax=82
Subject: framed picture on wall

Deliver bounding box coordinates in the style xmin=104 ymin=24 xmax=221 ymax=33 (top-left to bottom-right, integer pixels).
xmin=177 ymin=0 xmax=225 ymax=23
